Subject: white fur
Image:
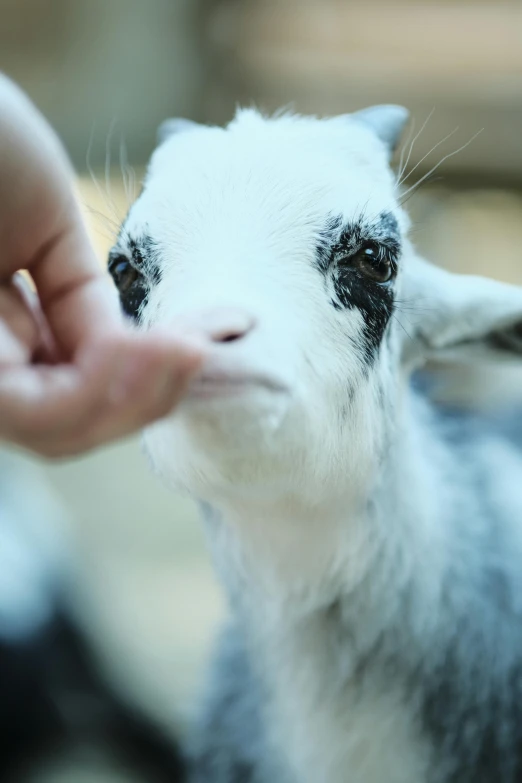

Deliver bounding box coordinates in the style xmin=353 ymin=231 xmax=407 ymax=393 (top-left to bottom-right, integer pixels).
xmin=112 ymin=107 xmax=522 ymax=783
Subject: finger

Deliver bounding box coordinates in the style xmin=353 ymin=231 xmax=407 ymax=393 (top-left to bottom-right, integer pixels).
xmin=10 ymin=272 xmax=59 ymax=363
xmin=28 ymin=349 xmax=197 ymax=458
xmin=0 ymin=76 xmax=122 ymax=357
xmin=0 ymin=331 xmax=204 ymax=454
xmin=0 ymin=346 xmax=119 ymax=443
xmin=28 ymin=216 xmax=124 ymax=358
xmin=0 ymin=277 xmax=41 ymax=365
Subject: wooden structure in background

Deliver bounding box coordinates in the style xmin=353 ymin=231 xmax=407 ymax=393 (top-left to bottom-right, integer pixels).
xmin=203 ymin=0 xmax=522 ymax=184
xmin=0 ymin=0 xmax=208 ymax=168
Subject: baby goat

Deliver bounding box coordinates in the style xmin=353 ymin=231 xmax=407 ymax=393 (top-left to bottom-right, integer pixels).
xmin=109 ymin=106 xmax=522 ymax=783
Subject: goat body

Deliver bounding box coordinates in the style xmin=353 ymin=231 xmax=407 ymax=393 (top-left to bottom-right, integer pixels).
xmin=110 ymin=105 xmax=522 ymax=782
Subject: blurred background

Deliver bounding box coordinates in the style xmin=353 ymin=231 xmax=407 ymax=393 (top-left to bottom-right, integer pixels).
xmin=0 ymin=0 xmax=521 ymax=780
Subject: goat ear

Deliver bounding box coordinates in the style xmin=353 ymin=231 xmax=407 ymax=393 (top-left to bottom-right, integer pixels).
xmin=351 ymin=104 xmax=409 ymax=156
xmin=401 ymin=257 xmax=522 ymax=369
xmin=157 ymin=117 xmax=201 ymax=145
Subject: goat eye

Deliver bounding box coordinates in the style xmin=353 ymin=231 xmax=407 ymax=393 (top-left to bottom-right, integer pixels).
xmin=339 ymin=244 xmax=395 ymax=284
xmin=109 ymin=256 xmax=140 ymax=293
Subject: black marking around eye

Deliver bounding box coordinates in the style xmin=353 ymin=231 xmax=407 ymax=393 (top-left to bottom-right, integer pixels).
xmin=120 ymin=278 xmax=148 ymax=319
xmin=315 ymin=214 xmax=343 ymax=274
xmin=138 ymin=234 xmax=162 ymax=284
xmin=333 ymin=268 xmax=395 ymax=364
xmin=110 ymin=232 xmax=161 ymax=322
xmin=332 ymin=212 xmax=401 ymax=264
xmin=315 ymin=211 xmax=401 ymax=365
xmin=127 ymin=235 xmax=161 ymax=284
xmin=377 ymin=211 xmax=400 ymax=242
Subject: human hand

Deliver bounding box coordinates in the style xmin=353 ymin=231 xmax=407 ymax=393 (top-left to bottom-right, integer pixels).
xmin=0 ymin=76 xmax=202 ymax=457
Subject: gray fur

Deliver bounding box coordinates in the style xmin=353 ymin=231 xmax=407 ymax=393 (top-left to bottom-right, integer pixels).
xmin=351 ymin=104 xmax=409 ymax=154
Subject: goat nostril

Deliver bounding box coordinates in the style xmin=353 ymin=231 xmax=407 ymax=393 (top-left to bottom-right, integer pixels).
xmin=218 ymin=332 xmax=244 ymax=344
xmin=183 ymin=308 xmax=256 ymax=344
xmin=209 ymin=312 xmax=256 ymax=344
xmin=213 ymin=328 xmax=250 ymax=344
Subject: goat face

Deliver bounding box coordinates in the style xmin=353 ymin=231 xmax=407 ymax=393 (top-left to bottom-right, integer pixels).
xmin=110 ymin=108 xmax=410 ymax=500
xmin=110 ymin=107 xmax=522 ymax=504
xmin=109 ymin=106 xmax=522 ymax=503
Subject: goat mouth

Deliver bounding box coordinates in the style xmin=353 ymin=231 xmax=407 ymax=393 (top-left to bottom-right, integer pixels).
xmin=186 ymin=372 xmax=289 ymax=401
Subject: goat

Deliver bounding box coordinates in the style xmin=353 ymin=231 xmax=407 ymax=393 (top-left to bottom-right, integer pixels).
xmin=109 ymin=105 xmax=522 ymax=783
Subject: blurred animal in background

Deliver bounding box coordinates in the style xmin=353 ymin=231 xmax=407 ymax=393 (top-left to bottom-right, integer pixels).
xmin=0 ymin=453 xmax=186 ymax=782
xmin=109 ymin=104 xmax=522 ymax=783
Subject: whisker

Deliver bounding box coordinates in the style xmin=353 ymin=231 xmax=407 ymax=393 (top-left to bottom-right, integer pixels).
xmin=85 ymin=205 xmax=120 ymax=234
xmin=127 ymin=163 xmax=136 ymax=204
xmin=407 ymin=224 xmax=429 ymax=236
xmin=399 ymin=129 xmax=483 ymax=206
xmin=400 ymin=130 xmax=483 ymax=201
xmin=395 ymin=302 xmax=439 ymax=315
xmin=398 ymin=126 xmax=459 ymax=187
xmin=93 ymin=227 xmax=119 ymax=245
xmin=357 ymin=197 xmax=372 ymax=226
xmin=119 ymin=135 xmax=129 ymax=204
xmin=399 ymin=175 xmax=445 ymax=207
xmin=86 ymin=123 xmax=125 ymax=229
xmin=86 ymin=124 xmax=110 ymax=213
xmin=396 ymin=116 xmax=416 ymax=182
xmin=118 ymin=135 xmax=137 ymax=206
xmin=104 ymin=117 xmax=120 ymax=223
xmin=396 ymin=108 xmax=435 ymax=185
xmin=392 ymin=313 xmax=414 ymax=342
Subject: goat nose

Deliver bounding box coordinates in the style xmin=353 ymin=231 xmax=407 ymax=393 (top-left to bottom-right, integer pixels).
xmin=208 ymin=307 xmax=256 ymax=344
xmin=174 ymin=307 xmax=257 ymax=345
